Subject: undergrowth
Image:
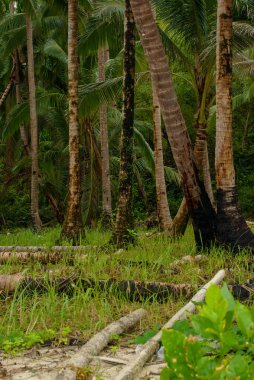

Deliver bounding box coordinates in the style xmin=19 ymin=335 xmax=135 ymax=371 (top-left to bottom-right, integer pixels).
xmin=0 ymin=227 xmax=253 ymax=355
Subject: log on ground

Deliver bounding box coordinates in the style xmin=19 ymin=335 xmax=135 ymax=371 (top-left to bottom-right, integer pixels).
xmin=54 ymin=308 xmax=146 ymax=379
xmin=0 ymin=274 xmax=196 ymax=300
xmin=114 ymin=269 xmax=226 ymax=380
xmin=0 ymin=251 xmax=88 ymax=265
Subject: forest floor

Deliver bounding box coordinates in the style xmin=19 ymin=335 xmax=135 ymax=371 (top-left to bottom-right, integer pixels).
xmin=0 ymin=226 xmax=253 ymax=379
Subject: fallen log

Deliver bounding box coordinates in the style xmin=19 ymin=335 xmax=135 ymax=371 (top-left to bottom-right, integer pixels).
xmin=114 ymin=269 xmax=226 ymax=380
xmin=55 ymin=308 xmax=146 ymax=379
xmin=0 ymin=251 xmax=88 ymax=265
xmin=0 ymin=245 xmax=95 ymax=252
xmin=0 ymin=274 xmax=196 ymax=301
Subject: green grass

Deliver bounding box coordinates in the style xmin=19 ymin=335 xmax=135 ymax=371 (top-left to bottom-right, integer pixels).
xmin=0 ymin=226 xmax=253 ymax=355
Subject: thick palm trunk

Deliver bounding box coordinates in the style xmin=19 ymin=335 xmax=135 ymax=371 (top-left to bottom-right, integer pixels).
xmin=111 ymin=0 xmax=135 ymax=246
xmin=215 ymin=0 xmax=254 ymax=251
xmin=171 ymin=113 xmax=215 ymax=236
xmin=98 ymin=48 xmax=112 ymax=227
xmin=26 ymin=15 xmax=42 ymax=231
xmin=129 ymin=0 xmax=216 ymax=249
xmin=61 ymin=0 xmax=83 ymax=243
xmin=153 ymin=87 xmax=172 ymax=232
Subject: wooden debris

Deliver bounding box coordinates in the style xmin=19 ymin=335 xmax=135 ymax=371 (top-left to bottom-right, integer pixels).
xmin=169 ymin=254 xmax=205 ymax=268
xmin=0 ymin=246 xmax=97 ymax=252
xmin=0 ymin=251 xmax=87 ymax=265
xmin=114 ymin=269 xmax=226 ymax=380
xmin=0 ymin=274 xmax=196 ymax=300
xmin=55 ymin=308 xmax=146 ymax=379
xmin=230 ymin=282 xmax=254 ymax=300
xmin=0 ymin=273 xmax=23 ymax=293
xmin=92 ymin=356 xmax=127 ymax=365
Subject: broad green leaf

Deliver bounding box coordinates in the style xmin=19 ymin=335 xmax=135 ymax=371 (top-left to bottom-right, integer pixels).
xmin=235 ymin=302 xmax=254 ymax=338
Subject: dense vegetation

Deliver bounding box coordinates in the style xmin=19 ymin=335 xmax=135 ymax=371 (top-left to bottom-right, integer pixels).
xmin=0 ymin=0 xmax=254 ymax=247
xmin=1 ymin=1 xmax=254 ymax=377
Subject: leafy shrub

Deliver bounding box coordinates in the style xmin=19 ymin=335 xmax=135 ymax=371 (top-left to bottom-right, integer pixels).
xmin=0 ymin=326 xmax=71 ymax=354
xmin=161 ymin=284 xmax=254 ymax=379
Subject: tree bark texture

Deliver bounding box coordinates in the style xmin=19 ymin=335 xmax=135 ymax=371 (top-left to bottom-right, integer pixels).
xmin=26 ymin=14 xmax=42 ymax=231
xmin=0 ymin=67 xmax=15 ymax=107
xmin=0 ymin=274 xmax=196 ymax=301
xmin=215 ymin=0 xmax=254 ymax=251
xmin=153 ymin=87 xmax=172 ymax=233
xmin=98 ymin=48 xmax=112 ymax=227
xmin=61 ymin=0 xmax=83 ymax=243
xmin=111 ymin=0 xmax=136 ymax=246
xmin=129 ymin=0 xmax=216 ymax=249
xmin=203 ymin=141 xmax=215 ymax=206
xmin=55 ymin=309 xmax=146 ymax=380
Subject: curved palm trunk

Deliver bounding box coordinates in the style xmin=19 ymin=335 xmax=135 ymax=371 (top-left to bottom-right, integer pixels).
xmin=26 ymin=15 xmax=42 ymax=231
xmin=61 ymin=0 xmax=83 ymax=243
xmin=98 ymin=48 xmax=112 ymax=227
xmin=171 ymin=110 xmax=215 ymax=236
xmin=215 ymin=0 xmax=254 ymax=251
xmin=153 ymin=87 xmax=172 ymax=232
xmin=111 ymin=0 xmax=135 ymax=246
xmin=129 ymin=0 xmax=216 ymax=249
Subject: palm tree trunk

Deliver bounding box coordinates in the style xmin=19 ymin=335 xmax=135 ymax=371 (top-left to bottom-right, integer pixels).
xmin=215 ymin=0 xmax=254 ymax=251
xmin=129 ymin=0 xmax=216 ymax=249
xmin=98 ymin=48 xmax=112 ymax=227
xmin=111 ymin=0 xmax=136 ymax=246
xmin=26 ymin=14 xmax=42 ymax=231
xmin=61 ymin=0 xmax=83 ymax=243
xmin=203 ymin=141 xmax=215 ymax=206
xmin=153 ymin=87 xmax=172 ymax=232
xmin=0 ymin=68 xmax=15 ymax=107
xmin=14 ymin=50 xmax=31 ymax=155
xmin=10 ymin=2 xmax=30 ymax=155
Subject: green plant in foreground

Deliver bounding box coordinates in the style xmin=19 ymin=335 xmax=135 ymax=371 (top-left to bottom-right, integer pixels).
xmin=161 ymin=284 xmax=254 ymax=379
xmin=0 ymin=326 xmax=72 ymax=354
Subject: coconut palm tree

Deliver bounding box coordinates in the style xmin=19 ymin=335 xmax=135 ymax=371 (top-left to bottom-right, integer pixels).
xmin=129 ymin=0 xmax=216 ymax=249
xmin=111 ymin=0 xmax=136 ymax=246
xmin=98 ymin=48 xmax=112 ymax=227
xmin=26 ymin=12 xmax=42 ymax=231
xmin=153 ymin=87 xmax=172 ymax=232
xmin=61 ymin=0 xmax=83 ymax=243
xmin=215 ymin=0 xmax=254 ymax=250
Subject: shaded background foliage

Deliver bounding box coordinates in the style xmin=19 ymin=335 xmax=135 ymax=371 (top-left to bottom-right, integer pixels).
xmin=0 ymin=0 xmax=254 ymax=229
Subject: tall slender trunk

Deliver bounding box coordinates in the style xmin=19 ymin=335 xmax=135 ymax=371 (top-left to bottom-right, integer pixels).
xmin=111 ymin=0 xmax=136 ymax=246
xmin=0 ymin=68 xmax=15 ymax=107
xmin=26 ymin=14 xmax=42 ymax=231
xmin=10 ymin=2 xmax=30 ymax=154
xmin=203 ymin=141 xmax=215 ymax=206
xmin=98 ymin=48 xmax=112 ymax=227
xmin=129 ymin=0 xmax=216 ymax=249
xmin=215 ymin=0 xmax=254 ymax=251
xmin=61 ymin=0 xmax=83 ymax=243
xmin=153 ymin=87 xmax=172 ymax=232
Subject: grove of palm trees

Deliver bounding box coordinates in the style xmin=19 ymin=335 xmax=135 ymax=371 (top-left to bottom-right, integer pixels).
xmin=0 ymin=0 xmax=254 ymax=379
